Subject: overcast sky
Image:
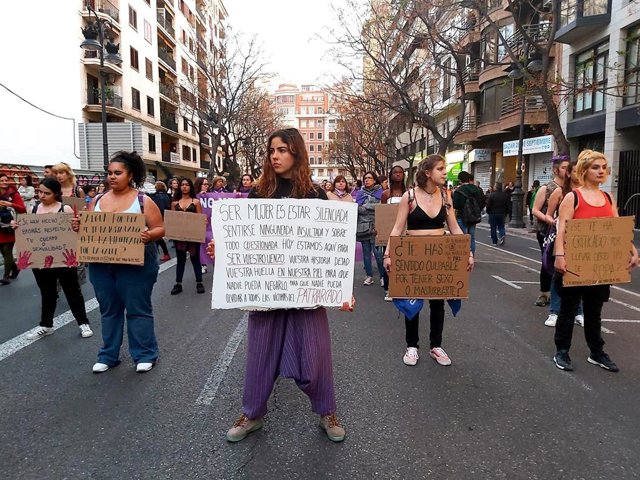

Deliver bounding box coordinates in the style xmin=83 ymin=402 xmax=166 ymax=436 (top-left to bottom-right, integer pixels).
xmin=225 ymin=0 xmax=354 ymax=89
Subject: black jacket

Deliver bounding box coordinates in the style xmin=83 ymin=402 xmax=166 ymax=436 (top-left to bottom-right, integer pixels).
xmin=486 ymin=191 xmax=510 ymax=215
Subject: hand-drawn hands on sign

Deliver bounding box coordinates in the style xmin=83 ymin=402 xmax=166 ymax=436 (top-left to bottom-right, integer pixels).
xmin=16 ymin=251 xmax=33 ymax=270
xmin=63 ymin=249 xmax=79 ymax=268
xmin=44 ymin=255 xmax=54 ymax=269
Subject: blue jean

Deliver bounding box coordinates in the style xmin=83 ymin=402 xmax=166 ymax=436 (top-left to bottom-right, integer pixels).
xmin=488 ymin=214 xmax=506 ymax=244
xmin=457 ymin=220 xmax=476 ymax=254
xmin=360 ymin=239 xmax=384 ymax=279
xmin=89 ymin=244 xmax=159 ymax=366
xmin=550 ymin=279 xmax=583 ymax=316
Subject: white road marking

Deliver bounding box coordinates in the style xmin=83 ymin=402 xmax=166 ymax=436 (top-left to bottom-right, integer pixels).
xmin=611 ymin=285 xmax=640 ymax=299
xmin=196 ymin=313 xmax=248 ymax=406
xmin=492 ymin=275 xmax=522 ymax=289
xmin=528 ymin=247 xmax=540 ymax=252
xmin=0 ymin=258 xmax=177 ymax=363
xmin=609 ymin=298 xmax=640 ymax=313
xmin=601 ymin=326 xmax=616 ymax=334
xmin=511 ymin=281 xmax=539 ymax=284
xmin=602 ymin=319 xmax=640 ymax=323
xmin=478 ymin=241 xmax=541 ymax=264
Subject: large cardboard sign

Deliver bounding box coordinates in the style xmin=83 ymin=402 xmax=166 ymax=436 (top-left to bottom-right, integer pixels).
xmin=375 ymin=204 xmax=401 ymax=246
xmin=62 ymin=196 xmax=86 ymax=212
xmin=77 ymin=212 xmax=145 ymax=265
xmin=563 ymin=216 xmax=635 ymax=287
xmin=198 ymin=192 xmax=249 ymax=265
xmin=388 ymin=235 xmax=470 ymax=299
xmin=164 ymin=209 xmax=207 ymax=243
xmin=210 ymin=198 xmax=358 ymax=310
xmin=14 ymin=213 xmax=78 ymax=269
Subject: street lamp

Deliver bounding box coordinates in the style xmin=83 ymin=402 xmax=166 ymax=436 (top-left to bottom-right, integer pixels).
xmin=506 ymin=57 xmax=543 ymax=228
xmin=80 ymin=6 xmax=122 ymax=172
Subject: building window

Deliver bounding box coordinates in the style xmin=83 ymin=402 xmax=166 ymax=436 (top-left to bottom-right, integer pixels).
xmin=317 ymin=119 xmax=323 ymax=127
xmin=317 ymin=132 xmax=323 ymax=140
xmin=574 ymin=41 xmax=608 ymax=118
xmin=309 ymin=132 xmax=315 ymax=140
xmin=560 ymin=0 xmax=610 ymax=28
xmin=317 ymin=107 xmax=323 ymax=114
xmin=317 ymin=156 xmax=322 ymax=164
xmin=132 ymin=88 xmax=141 ymax=110
xmin=129 ymin=5 xmax=137 ymax=30
xmin=148 ymin=133 xmax=156 ymax=153
xmin=130 ymin=47 xmax=139 ymax=70
xmin=183 ymin=117 xmax=189 ymax=131
xmin=147 ymin=96 xmax=154 ymax=117
xmin=309 ymin=156 xmax=315 ymax=163
xmin=145 ymin=58 xmax=153 ymax=80
xmin=624 ymin=25 xmax=640 ymax=107
xmin=144 ymin=19 xmax=152 ymax=43
xmin=329 ymin=131 xmax=335 ymax=140
xmin=182 ymin=145 xmax=191 ymax=161
xmin=192 ymin=148 xmax=197 ymax=162
xmin=309 ymin=144 xmax=315 ymax=152
xmin=181 ymin=58 xmax=188 ymax=75
xmin=317 ymin=144 xmax=323 ymax=151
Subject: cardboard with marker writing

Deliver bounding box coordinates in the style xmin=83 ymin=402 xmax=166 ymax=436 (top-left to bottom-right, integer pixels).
xmin=62 ymin=196 xmax=86 ymax=212
xmin=15 ymin=213 xmax=78 ymax=269
xmin=388 ymin=235 xmax=470 ymax=299
xmin=375 ymin=204 xmax=403 ymax=246
xmin=164 ymin=209 xmax=207 ymax=243
xmin=77 ymin=212 xmax=145 ymax=265
xmin=563 ymin=216 xmax=635 ymax=287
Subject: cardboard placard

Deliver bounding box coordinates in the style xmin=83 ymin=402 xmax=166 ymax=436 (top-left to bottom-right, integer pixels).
xmin=375 ymin=204 xmax=402 ymax=246
xmin=164 ymin=209 xmax=207 ymax=243
xmin=563 ymin=216 xmax=635 ymax=287
xmin=62 ymin=196 xmax=86 ymax=212
xmin=77 ymin=212 xmax=145 ymax=265
xmin=14 ymin=213 xmax=78 ymax=269
xmin=388 ymin=235 xmax=470 ymax=299
xmin=210 ymin=199 xmax=358 ymax=310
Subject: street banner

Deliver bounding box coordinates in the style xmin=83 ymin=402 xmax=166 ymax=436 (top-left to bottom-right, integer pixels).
xmin=563 ymin=216 xmax=635 ymax=287
xmin=14 ymin=213 xmax=78 ymax=269
xmin=198 ymin=192 xmax=249 ymax=265
xmin=210 ymin=198 xmax=358 ymax=310
xmin=62 ymin=196 xmax=86 ymax=212
xmin=388 ymin=235 xmax=470 ymax=299
xmin=77 ymin=212 xmax=145 ymax=265
xmin=375 ymin=204 xmax=401 ymax=246
xmin=164 ymin=209 xmax=207 ymax=243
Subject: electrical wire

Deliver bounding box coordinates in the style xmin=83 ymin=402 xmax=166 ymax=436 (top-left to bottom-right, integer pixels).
xmin=0 ymin=80 xmax=81 ymax=159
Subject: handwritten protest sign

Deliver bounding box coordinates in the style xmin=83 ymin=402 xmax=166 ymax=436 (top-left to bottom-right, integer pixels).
xmin=77 ymin=212 xmax=145 ymax=265
xmin=388 ymin=235 xmax=470 ymax=299
xmin=375 ymin=204 xmax=401 ymax=246
xmin=210 ymin=198 xmax=358 ymax=309
xmin=198 ymin=192 xmax=248 ymax=265
xmin=62 ymin=196 xmax=86 ymax=212
xmin=164 ymin=209 xmax=207 ymax=243
xmin=15 ymin=213 xmax=78 ymax=269
xmin=563 ymin=216 xmax=635 ymax=287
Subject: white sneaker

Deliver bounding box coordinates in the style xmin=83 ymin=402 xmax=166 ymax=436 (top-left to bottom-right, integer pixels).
xmin=79 ymin=324 xmax=93 ymax=338
xmin=136 ymin=362 xmax=154 ymax=372
xmin=363 ymin=276 xmax=374 ymax=286
xmin=26 ymin=327 xmax=54 ymax=340
xmin=380 ymin=277 xmax=384 ymax=287
xmin=384 ymin=291 xmax=392 ymax=302
xmin=545 ymin=313 xmax=558 ymax=327
xmin=92 ymin=362 xmax=109 ymax=373
xmin=403 ymin=347 xmax=419 ymax=366
xmin=201 ymin=265 xmax=208 ymax=274
xmin=574 ymin=314 xmax=584 ymax=327
xmin=429 ymin=347 xmax=452 ymax=366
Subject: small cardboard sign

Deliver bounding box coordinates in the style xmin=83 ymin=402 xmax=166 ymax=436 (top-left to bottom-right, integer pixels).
xmin=375 ymin=204 xmax=402 ymax=246
xmin=14 ymin=213 xmax=78 ymax=269
xmin=62 ymin=196 xmax=86 ymax=212
xmin=164 ymin=209 xmax=207 ymax=243
xmin=563 ymin=216 xmax=635 ymax=287
xmin=388 ymin=235 xmax=470 ymax=299
xmin=77 ymin=212 xmax=145 ymax=265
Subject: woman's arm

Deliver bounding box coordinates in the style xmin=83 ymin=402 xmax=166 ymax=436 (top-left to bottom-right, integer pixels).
xmin=545 ymin=188 xmax=562 ymax=225
xmin=141 ymin=196 xmax=165 ymax=244
xmin=532 ymin=185 xmax=547 ymax=223
xmin=554 ymin=192 xmax=575 ymax=274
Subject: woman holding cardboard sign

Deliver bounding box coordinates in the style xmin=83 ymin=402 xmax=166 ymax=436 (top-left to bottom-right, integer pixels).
xmin=552 ymin=150 xmax=638 ymax=373
xmin=383 ymin=155 xmax=474 ymax=368
xmin=207 ymin=128 xmax=349 ymax=444
xmin=72 ymin=151 xmax=165 ymax=374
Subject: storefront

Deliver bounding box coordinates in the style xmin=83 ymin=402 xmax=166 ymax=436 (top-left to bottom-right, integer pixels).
xmin=469 ymin=148 xmax=492 ymax=192
xmin=502 ymin=135 xmax=555 ymax=188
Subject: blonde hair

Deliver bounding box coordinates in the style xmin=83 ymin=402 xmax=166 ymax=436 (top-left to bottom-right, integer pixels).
xmin=52 ymin=162 xmax=77 ymax=184
xmin=576 ymin=150 xmax=608 ymax=186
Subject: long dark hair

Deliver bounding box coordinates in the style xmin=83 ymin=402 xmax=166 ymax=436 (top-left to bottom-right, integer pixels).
xmin=40 ymin=177 xmax=63 ymax=202
xmin=174 ymin=177 xmax=195 ymax=200
xmin=415 ymin=155 xmax=445 ymax=188
xmin=388 ymin=165 xmax=406 ymax=195
xmin=332 ymin=175 xmax=350 ymax=193
xmin=562 ymin=157 xmax=579 ymax=197
xmin=110 ymin=151 xmax=146 ymax=188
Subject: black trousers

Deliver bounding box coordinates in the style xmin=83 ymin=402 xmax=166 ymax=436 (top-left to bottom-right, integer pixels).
xmin=155 ymin=238 xmax=169 ymax=256
xmin=175 ymin=249 xmax=202 ymax=283
xmin=32 ymin=267 xmax=89 ymax=328
xmin=405 ymin=300 xmax=445 ymax=349
xmin=553 ymin=273 xmax=609 ymax=355
xmin=536 ymin=231 xmax=552 ymax=292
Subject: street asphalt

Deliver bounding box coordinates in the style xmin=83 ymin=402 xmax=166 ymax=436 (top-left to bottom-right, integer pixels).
xmin=1 ymin=226 xmax=639 ymax=479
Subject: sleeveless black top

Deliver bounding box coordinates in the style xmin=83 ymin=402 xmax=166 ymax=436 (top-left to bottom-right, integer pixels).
xmin=175 ymin=200 xmax=197 ymax=212
xmin=407 ymin=188 xmax=448 ymax=230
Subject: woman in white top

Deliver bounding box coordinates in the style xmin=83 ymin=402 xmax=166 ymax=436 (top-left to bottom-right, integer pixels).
xmin=18 ymin=175 xmax=36 ymax=212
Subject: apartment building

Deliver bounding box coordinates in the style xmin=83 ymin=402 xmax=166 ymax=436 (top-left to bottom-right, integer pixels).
xmin=556 ymin=0 xmax=640 ymax=225
xmin=273 ymin=84 xmax=347 ymax=181
xmin=79 ymin=0 xmax=227 ymax=180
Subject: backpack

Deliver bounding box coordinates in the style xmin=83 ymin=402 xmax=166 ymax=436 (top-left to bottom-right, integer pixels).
xmin=458 ymin=189 xmax=482 ymax=225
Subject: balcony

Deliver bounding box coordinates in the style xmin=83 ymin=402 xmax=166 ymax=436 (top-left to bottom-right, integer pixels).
xmin=506 ymin=23 xmax=551 ymax=52
xmin=157 ymin=10 xmax=176 ymax=41
xmin=159 ymin=82 xmax=178 ymax=104
xmin=200 ymin=159 xmax=211 ymax=170
xmin=459 ymin=60 xmax=481 ymax=99
xmin=82 ymin=50 xmax=123 ymax=76
xmin=458 ymin=16 xmax=480 ymax=46
xmin=499 ymin=94 xmax=548 ymax=131
xmin=555 ymin=0 xmax=611 ymax=44
xmin=162 ymin=152 xmax=180 ymax=163
xmin=454 ymin=115 xmax=480 ymax=143
xmin=161 ymin=114 xmax=178 ymax=133
xmin=158 ymin=47 xmax=177 ymax=72
xmin=87 ymin=87 xmax=123 ymax=110
xmin=82 ymin=0 xmax=120 ymax=25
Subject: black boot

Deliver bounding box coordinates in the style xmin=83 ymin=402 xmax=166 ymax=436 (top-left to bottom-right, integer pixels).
xmin=171 ymin=283 xmax=183 ymax=295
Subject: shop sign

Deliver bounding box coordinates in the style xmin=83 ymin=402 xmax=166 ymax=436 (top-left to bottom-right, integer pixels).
xmin=503 ymin=135 xmax=554 ymax=156
xmin=470 ymin=149 xmax=491 ymax=163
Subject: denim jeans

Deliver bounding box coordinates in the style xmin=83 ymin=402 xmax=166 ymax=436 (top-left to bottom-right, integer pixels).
xmin=550 ymin=278 xmax=583 ymax=316
xmin=457 ymin=220 xmax=476 ymax=254
xmin=360 ymin=239 xmax=384 ymax=279
xmin=89 ymin=244 xmax=159 ymax=366
xmin=488 ymin=214 xmax=505 ymax=244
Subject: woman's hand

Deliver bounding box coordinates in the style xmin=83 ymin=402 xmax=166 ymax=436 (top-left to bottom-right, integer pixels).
xmin=467 ymin=255 xmax=474 ymax=272
xmin=339 ymin=296 xmax=356 ymax=312
xmin=628 ymin=248 xmax=639 ymax=273
xmin=10 ymin=220 xmax=18 ymax=230
xmin=383 ymin=255 xmax=391 ymax=273
xmin=71 ymin=212 xmax=80 ymax=233
xmin=555 ymin=255 xmax=567 ymax=275
xmin=0 ymin=200 xmax=11 ymax=208
xmin=207 ymin=239 xmax=215 ymax=259
xmin=141 ymin=230 xmax=152 ymax=244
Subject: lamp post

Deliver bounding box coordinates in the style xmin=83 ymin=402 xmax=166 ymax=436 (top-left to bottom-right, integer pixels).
xmin=507 ymin=58 xmax=543 ymax=228
xmin=80 ymin=6 xmax=122 ymax=172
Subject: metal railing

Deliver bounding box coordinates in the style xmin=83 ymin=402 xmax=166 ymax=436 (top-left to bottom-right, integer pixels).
xmin=157 ymin=10 xmax=175 ymax=38
xmin=462 ymin=60 xmax=481 ymax=82
xmin=161 ymin=114 xmax=178 ymax=132
xmin=83 ymin=0 xmax=119 ymax=23
xmin=162 ymin=152 xmax=180 ymax=163
xmin=87 ymin=88 xmax=122 ymax=109
xmin=158 ymin=48 xmax=176 ymax=71
xmin=159 ymin=83 xmax=178 ymax=102
xmin=459 ymin=114 xmax=480 ymax=131
xmin=506 ymin=23 xmax=551 ymax=50
xmin=500 ymin=94 xmax=545 ymax=116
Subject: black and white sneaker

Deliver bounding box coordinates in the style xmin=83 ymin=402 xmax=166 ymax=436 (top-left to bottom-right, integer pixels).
xmin=588 ymin=352 xmax=619 ymax=372
xmin=554 ymin=350 xmax=573 ymax=371
xmin=26 ymin=327 xmax=54 ymax=340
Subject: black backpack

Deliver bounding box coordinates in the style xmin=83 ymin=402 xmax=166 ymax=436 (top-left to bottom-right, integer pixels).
xmin=459 ymin=190 xmax=482 ymax=225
